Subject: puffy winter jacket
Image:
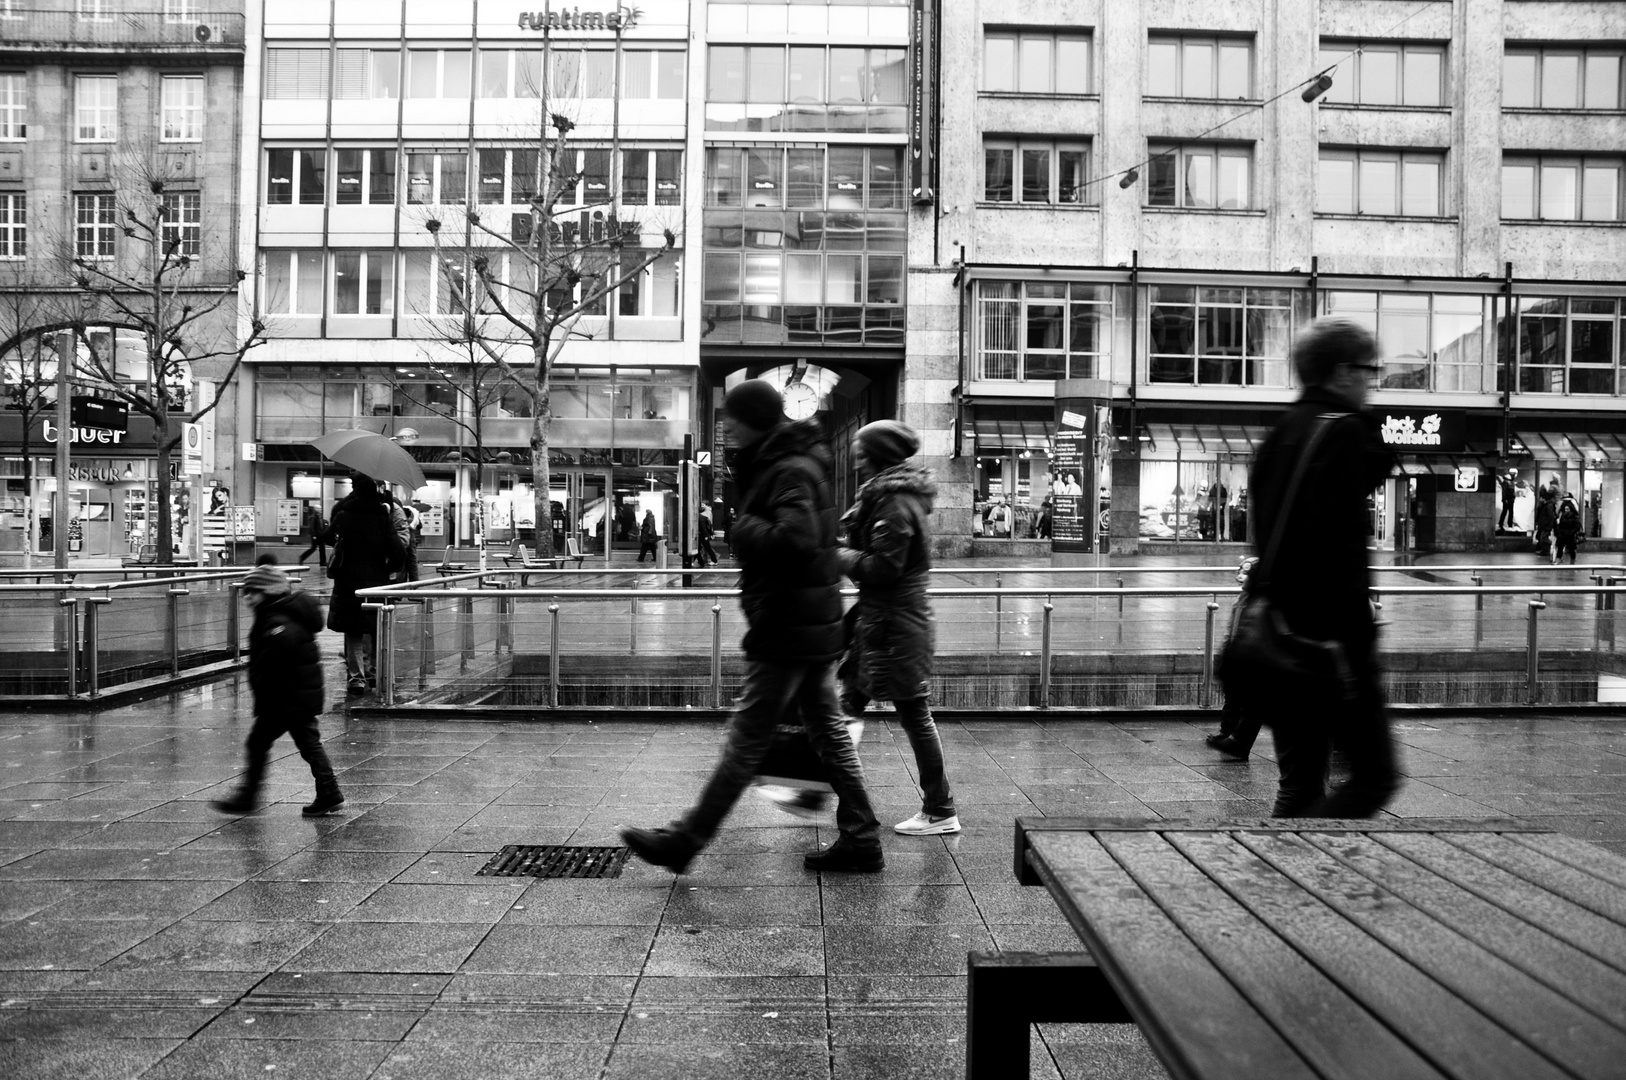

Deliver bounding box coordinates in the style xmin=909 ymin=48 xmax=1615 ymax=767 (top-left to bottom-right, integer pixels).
xmin=324 ymin=490 xmax=404 ymax=585
xmin=249 ymin=590 xmax=325 ymax=716
xmin=729 ymin=417 xmax=844 ymax=663
xmin=839 ymin=463 xmax=938 ymax=701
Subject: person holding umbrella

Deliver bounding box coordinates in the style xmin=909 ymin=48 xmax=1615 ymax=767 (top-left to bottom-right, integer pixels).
xmin=322 ymin=475 xmax=407 ymax=695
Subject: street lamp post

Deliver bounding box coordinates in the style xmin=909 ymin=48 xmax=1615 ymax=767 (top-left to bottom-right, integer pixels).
xmin=53 ymin=330 xmax=72 ymax=576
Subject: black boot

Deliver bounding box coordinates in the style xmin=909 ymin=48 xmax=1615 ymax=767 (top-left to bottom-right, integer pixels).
xmin=302 ymin=789 xmax=346 ymax=816
xmin=211 ymin=790 xmax=259 ymax=814
xmin=620 ymin=826 xmax=697 ymax=874
xmin=803 ymin=836 xmax=884 ymax=874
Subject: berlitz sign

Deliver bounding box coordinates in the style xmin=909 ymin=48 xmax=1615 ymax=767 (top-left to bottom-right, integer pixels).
xmin=43 ymin=419 xmax=126 ymax=445
xmin=517 ymin=7 xmax=638 ymax=30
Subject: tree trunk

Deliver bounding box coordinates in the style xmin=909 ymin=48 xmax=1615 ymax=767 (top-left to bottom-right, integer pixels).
xmin=153 ymin=412 xmax=173 ymax=565
xmin=530 ymin=379 xmax=553 ymax=557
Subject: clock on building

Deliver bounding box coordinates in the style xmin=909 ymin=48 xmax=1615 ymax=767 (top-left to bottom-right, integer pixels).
xmin=783 ymin=362 xmax=818 ymax=419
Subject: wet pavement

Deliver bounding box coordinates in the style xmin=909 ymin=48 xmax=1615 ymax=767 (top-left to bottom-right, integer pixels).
xmin=2 ymin=674 xmax=1624 ymax=1079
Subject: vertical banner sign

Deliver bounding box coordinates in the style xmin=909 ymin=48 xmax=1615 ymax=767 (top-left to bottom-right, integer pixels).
xmin=1050 ymin=412 xmax=1088 ymax=552
xmin=909 ymin=0 xmax=931 ymax=201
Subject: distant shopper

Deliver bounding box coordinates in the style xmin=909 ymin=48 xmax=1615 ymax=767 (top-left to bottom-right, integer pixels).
xmin=1498 ymin=469 xmax=1519 ymax=532
xmin=1534 ymin=485 xmax=1557 ymax=559
xmin=621 ymin=379 xmax=882 ymax=874
xmin=323 ymin=476 xmax=407 ymax=695
xmin=698 ymin=504 xmax=718 ymax=565
xmin=637 ymin=510 xmax=660 ymax=563
xmin=1247 ymin=318 xmax=1400 ymax=817
xmin=838 ymin=420 xmax=958 ymax=836
xmin=1554 ymin=492 xmax=1583 ymax=565
xmin=212 ymin=562 xmax=344 ymax=817
xmin=1036 ymin=499 xmax=1053 ymax=540
xmin=1207 ymin=557 xmax=1264 ymax=760
xmin=297 ymin=505 xmax=328 ymax=568
xmin=987 ymin=497 xmax=1012 ymax=537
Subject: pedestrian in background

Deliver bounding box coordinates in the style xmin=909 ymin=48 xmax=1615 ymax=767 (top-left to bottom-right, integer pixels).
xmin=1249 ymin=318 xmax=1400 ymax=817
xmin=297 ymin=504 xmax=328 ymax=568
xmin=1207 ymin=556 xmax=1264 ymax=761
xmin=698 ymin=503 xmax=718 ymax=565
xmin=838 ymin=420 xmax=959 ymax=836
xmin=1554 ymin=491 xmax=1583 ymax=565
xmin=323 ymin=475 xmax=407 ymax=695
xmin=621 ymin=379 xmax=883 ymax=874
xmin=1534 ymin=483 xmax=1557 ymax=560
xmin=637 ymin=509 xmax=659 ymax=563
xmin=1498 ymin=469 xmax=1519 ymax=533
xmin=212 ymin=561 xmax=344 ymax=817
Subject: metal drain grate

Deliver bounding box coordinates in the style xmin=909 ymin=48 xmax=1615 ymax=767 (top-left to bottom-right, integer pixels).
xmin=476 ymin=844 xmax=630 ymax=879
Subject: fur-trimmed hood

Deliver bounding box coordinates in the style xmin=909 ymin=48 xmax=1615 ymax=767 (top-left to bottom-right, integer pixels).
xmin=855 ymin=462 xmax=937 ymax=516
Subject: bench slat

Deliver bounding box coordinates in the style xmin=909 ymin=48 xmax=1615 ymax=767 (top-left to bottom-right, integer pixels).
xmin=1097 ymin=831 xmax=1453 ymax=1080
xmin=1439 ymin=832 xmax=1626 ymax=924
xmin=1217 ymin=831 xmax=1605 ymax=1079
xmin=1026 ymin=831 xmax=1320 ymax=1080
xmin=1510 ymin=832 xmax=1626 ymax=892
xmin=1299 ymin=831 xmax=1626 ymax=1031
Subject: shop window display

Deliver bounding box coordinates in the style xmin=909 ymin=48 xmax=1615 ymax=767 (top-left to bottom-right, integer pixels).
xmin=1138 ymin=459 xmax=1248 ymax=542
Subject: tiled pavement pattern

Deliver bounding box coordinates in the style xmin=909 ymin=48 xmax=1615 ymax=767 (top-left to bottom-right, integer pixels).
xmin=2 ymin=679 xmax=1624 ymax=1080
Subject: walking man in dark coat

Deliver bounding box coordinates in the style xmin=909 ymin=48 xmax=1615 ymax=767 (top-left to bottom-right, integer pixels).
xmin=1250 ymin=318 xmax=1401 ymax=817
xmin=838 ymin=420 xmax=958 ymax=836
xmin=622 ymin=380 xmax=883 ymax=874
xmin=212 ymin=561 xmax=344 ymax=816
xmin=322 ymin=476 xmax=406 ymax=694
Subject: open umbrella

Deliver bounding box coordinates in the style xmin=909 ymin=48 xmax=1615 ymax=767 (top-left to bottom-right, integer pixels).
xmin=310 ymin=430 xmax=426 ymax=492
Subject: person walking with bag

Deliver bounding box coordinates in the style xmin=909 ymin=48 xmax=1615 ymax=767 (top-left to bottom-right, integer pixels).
xmin=838 ymin=420 xmax=959 ymax=836
xmin=621 ymin=380 xmax=883 ymax=874
xmin=1233 ymin=318 xmax=1400 ymax=817
xmin=1554 ymin=492 xmax=1583 ymax=565
xmin=322 ymin=475 xmax=406 ymax=695
xmin=212 ymin=561 xmax=344 ymax=817
xmin=637 ymin=510 xmax=660 ymax=563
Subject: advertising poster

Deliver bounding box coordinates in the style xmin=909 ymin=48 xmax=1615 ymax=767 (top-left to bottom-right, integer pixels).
xmin=1052 ymin=386 xmax=1110 ymax=554
xmin=229 ymin=505 xmax=256 ymax=541
xmin=275 ymin=499 xmax=303 ymax=535
xmin=1050 ymin=424 xmax=1087 ymax=551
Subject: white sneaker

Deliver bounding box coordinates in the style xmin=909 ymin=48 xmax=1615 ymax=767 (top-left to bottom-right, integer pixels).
xmin=894 ymin=811 xmax=961 ymax=836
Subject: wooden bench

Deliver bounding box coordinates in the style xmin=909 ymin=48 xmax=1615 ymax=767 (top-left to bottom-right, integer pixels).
xmin=121 ymin=545 xmax=200 ymax=569
xmin=972 ymin=815 xmax=1626 ymax=1080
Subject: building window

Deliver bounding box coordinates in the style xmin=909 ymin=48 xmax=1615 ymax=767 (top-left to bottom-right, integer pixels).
xmin=263 ymin=250 xmax=325 ymax=315
xmin=1504 ymin=48 xmax=1623 ymax=110
xmin=163 ymin=0 xmax=197 ymax=21
xmin=1147 ymin=35 xmax=1253 ymax=99
xmin=702 ymin=251 xmax=901 ymax=307
xmin=74 ymin=75 xmax=117 ymax=141
xmin=1317 ymin=149 xmax=1443 ymax=216
xmin=705 ymin=145 xmax=904 ymax=210
xmin=1502 ymin=155 xmax=1623 ymax=221
xmin=407 ymin=50 xmax=472 ymax=99
xmin=478 ymin=49 xmax=543 ymax=98
xmin=334 ymin=148 xmax=396 ymax=205
xmin=976 ymin=281 xmax=1114 ymax=381
xmin=0 ymin=73 xmax=22 ymax=139
xmin=331 ymin=250 xmax=393 ymax=316
xmin=983 ymin=30 xmax=1091 ymax=94
xmin=75 ymin=193 xmax=116 ymax=259
xmin=620 ymin=149 xmax=683 ymax=206
xmin=1323 ymin=290 xmax=1493 ymax=393
xmin=402 ymin=250 xmax=472 ymax=316
xmin=160 ymin=75 xmax=202 ymax=142
xmin=982 ymin=139 xmax=1091 ymax=205
xmin=616 ymin=251 xmax=682 ymax=318
xmin=265 ymin=49 xmax=330 ymax=100
xmin=76 ymin=0 xmax=111 ymax=21
xmin=335 ymin=49 xmax=399 ymax=99
xmin=0 ymin=192 xmax=24 ymax=259
xmin=1147 ymin=144 xmax=1252 ymax=210
xmin=1513 ymin=297 xmax=1620 ymax=395
xmin=1318 ymin=41 xmax=1445 ymax=107
xmin=705 ymin=45 xmax=906 ymax=133
xmin=623 ymin=51 xmax=686 ymax=99
xmin=404 ymin=151 xmax=467 ymax=205
xmin=1149 ymin=286 xmax=1293 ymax=387
xmin=160 ymin=192 xmax=200 ymax=257
xmin=265 ymin=148 xmax=326 ymax=205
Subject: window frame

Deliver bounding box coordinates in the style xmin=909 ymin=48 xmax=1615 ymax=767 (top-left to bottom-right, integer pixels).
xmin=265 ymin=147 xmax=328 ymax=206
xmin=1318 ymin=40 xmax=1447 ymax=107
xmin=1512 ymin=296 xmax=1622 ymax=396
xmin=404 ymin=150 xmax=468 ymax=206
xmin=981 ymin=138 xmax=1093 ymax=206
xmin=1145 ymin=143 xmax=1253 ymax=210
xmin=74 ymin=74 xmax=117 ymax=142
xmin=1317 ymin=148 xmax=1445 ymax=217
xmin=1502 ymin=154 xmax=1624 ymax=222
xmin=982 ymin=29 xmax=1093 ymax=95
xmin=406 ymin=49 xmax=472 ymax=99
xmin=0 ymin=72 xmax=22 ymax=140
xmin=1147 ymin=34 xmax=1255 ymax=100
xmin=160 ymin=74 xmax=203 ymax=142
xmin=974 ymin=280 xmax=1116 ymax=382
xmin=264 ymin=48 xmax=330 ymax=101
xmin=0 ymin=191 xmax=25 ymax=259
xmin=1503 ymin=47 xmax=1624 ymax=110
xmin=329 ymin=249 xmax=395 ymax=317
xmin=76 ymin=0 xmax=111 ymax=22
xmin=1148 ymin=285 xmax=1295 ymax=388
xmin=160 ymin=192 xmax=200 ymax=258
xmin=162 ymin=0 xmax=197 ymax=21
xmin=334 ymin=147 xmax=396 ymax=206
xmin=262 ymin=249 xmax=326 ymax=317
xmin=74 ymin=192 xmax=116 ymax=260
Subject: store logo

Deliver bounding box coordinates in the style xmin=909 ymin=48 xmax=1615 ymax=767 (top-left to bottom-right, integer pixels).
xmin=1381 ymin=413 xmax=1443 ymax=447
xmin=517 ymin=6 xmax=638 ymax=31
xmin=43 ymin=420 xmax=126 ymax=445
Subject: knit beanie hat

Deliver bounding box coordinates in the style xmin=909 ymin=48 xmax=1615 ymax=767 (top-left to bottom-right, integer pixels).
xmin=856 ymin=420 xmax=920 ymax=469
xmin=242 ymin=563 xmax=291 ymax=596
xmin=724 ymin=379 xmax=785 ymax=433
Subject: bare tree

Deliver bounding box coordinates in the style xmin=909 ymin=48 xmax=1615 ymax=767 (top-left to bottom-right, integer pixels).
xmin=0 ymin=272 xmax=71 ymax=568
xmin=421 ymin=104 xmax=676 ymax=553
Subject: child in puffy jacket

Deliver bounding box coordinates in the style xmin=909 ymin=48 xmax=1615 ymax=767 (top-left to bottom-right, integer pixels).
xmin=212 ymin=560 xmax=345 ymax=817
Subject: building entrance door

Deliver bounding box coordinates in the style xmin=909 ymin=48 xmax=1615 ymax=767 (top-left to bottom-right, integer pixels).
xmin=553 ymin=470 xmax=611 ymax=558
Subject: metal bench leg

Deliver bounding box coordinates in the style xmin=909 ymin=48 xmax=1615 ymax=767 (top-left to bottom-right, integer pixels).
xmin=966 ymin=951 xmax=1132 ymax=1079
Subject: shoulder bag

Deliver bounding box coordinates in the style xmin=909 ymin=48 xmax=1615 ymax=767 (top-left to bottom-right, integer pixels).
xmin=1219 ymin=414 xmax=1357 ymax=700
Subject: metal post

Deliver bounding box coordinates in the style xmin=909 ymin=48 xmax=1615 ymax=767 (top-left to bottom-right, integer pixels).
xmin=1039 ymin=601 xmax=1054 ymax=708
xmin=167 ymin=586 xmax=188 ymax=676
xmin=711 ymin=600 xmax=723 ymax=709
xmin=84 ymin=596 xmax=110 ymax=698
xmin=549 ymin=601 xmax=561 ymax=709
xmin=59 ymin=595 xmax=78 ymax=696
xmin=460 ymin=594 xmax=475 ymax=666
xmin=379 ymin=603 xmax=396 ymax=706
xmin=1527 ymin=599 xmax=1546 ymax=705
xmin=994 ymin=572 xmax=1002 ymax=652
xmin=1473 ymin=573 xmax=1483 ymax=648
xmin=1117 ymin=574 xmax=1125 ymax=614
xmin=1201 ymin=600 xmax=1219 ymax=708
xmin=228 ymin=582 xmax=242 ymax=661
xmin=497 ymin=591 xmax=513 ymax=656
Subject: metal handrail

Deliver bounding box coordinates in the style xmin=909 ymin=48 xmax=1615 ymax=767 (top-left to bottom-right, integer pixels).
xmin=0 ymin=567 xmax=308 ymax=594
xmin=360 ymin=582 xmax=1626 ymax=601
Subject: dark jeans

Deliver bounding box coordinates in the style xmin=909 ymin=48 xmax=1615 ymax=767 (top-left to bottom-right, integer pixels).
xmin=637 ymin=541 xmax=658 ymax=562
xmin=1263 ymin=658 xmax=1399 ymax=818
xmin=239 ymin=709 xmax=341 ymax=800
xmin=842 ymin=688 xmax=955 ymax=817
xmin=1555 ymin=534 xmax=1578 ymax=564
xmin=298 ymin=539 xmax=327 ymax=566
xmin=1217 ymin=691 xmax=1263 ymax=754
xmin=677 ymin=658 xmax=880 ymax=850
xmin=1499 ymin=499 xmax=1516 ymax=529
xmin=698 ymin=537 xmax=718 ymax=565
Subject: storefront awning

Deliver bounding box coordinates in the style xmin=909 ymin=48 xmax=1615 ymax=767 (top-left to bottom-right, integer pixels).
xmin=1392 ymin=454 xmax=1492 ymax=476
xmin=1513 ymin=431 xmax=1626 ymax=461
xmin=1144 ymin=423 xmax=1272 ymax=455
xmin=971 ymin=416 xmax=1053 ymax=450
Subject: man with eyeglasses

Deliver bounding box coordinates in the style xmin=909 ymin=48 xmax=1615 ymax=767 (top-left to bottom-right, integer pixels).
xmin=1246 ymin=318 xmax=1400 ymax=817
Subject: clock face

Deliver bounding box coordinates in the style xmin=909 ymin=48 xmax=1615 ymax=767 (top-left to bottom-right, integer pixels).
xmin=783 ymin=382 xmax=818 ymax=419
